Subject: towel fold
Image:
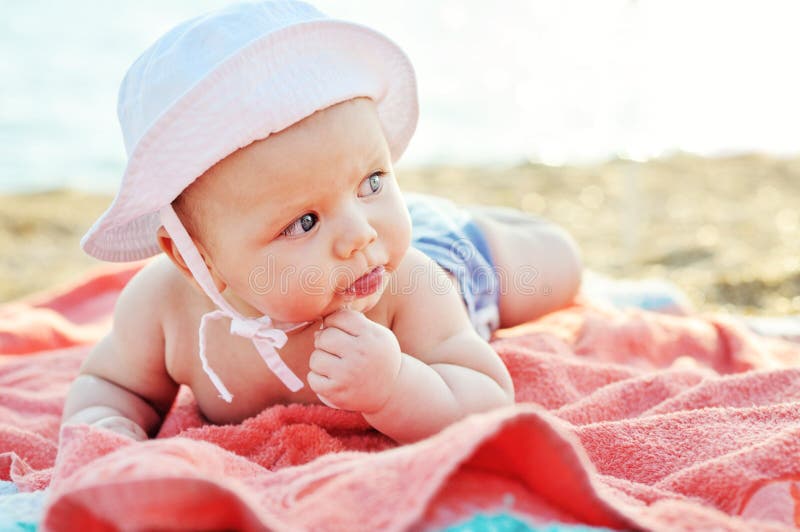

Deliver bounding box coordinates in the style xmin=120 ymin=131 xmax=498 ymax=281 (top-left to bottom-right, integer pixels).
xmin=1 ymin=262 xmax=799 ymax=531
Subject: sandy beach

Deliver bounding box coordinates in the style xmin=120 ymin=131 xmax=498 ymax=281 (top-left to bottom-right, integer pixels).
xmin=2 ymin=153 xmax=798 ymax=316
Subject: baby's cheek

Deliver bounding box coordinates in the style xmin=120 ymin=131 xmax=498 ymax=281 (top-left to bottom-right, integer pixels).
xmin=255 ymin=296 xmax=316 ymax=323
xmin=386 ymin=206 xmax=412 ymax=263
xmin=268 ymin=277 xmax=330 ymax=319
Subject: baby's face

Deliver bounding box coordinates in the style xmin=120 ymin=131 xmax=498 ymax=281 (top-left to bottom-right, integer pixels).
xmin=181 ymin=97 xmax=412 ymax=322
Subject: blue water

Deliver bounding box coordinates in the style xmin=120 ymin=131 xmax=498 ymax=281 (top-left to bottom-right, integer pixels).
xmin=2 ymin=0 xmax=800 ymax=192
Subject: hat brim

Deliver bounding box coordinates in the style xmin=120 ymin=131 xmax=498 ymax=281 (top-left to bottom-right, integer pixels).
xmin=81 ymin=19 xmax=418 ymax=262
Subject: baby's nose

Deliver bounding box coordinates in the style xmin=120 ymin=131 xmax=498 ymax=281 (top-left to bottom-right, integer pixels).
xmin=334 ymin=210 xmax=377 ymax=259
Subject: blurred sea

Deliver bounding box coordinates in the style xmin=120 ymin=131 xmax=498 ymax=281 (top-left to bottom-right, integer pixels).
xmin=2 ymin=0 xmax=800 ymax=192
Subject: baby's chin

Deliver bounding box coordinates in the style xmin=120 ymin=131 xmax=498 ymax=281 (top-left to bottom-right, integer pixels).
xmin=306 ymin=289 xmax=384 ymax=320
xmin=333 ymin=285 xmax=388 ymax=316
xmin=243 ymin=281 xmax=388 ymax=324
xmin=248 ymin=300 xmax=362 ymax=326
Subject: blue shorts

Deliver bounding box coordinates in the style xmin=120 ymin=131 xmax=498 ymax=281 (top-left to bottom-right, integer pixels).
xmin=405 ymin=192 xmax=500 ymax=341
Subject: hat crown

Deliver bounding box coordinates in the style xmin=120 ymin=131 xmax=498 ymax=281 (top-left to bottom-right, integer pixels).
xmin=117 ymin=0 xmax=326 ymax=157
xmin=81 ymin=0 xmax=418 ymax=263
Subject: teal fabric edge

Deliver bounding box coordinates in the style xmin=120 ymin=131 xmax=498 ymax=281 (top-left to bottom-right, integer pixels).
xmin=441 ymin=512 xmax=612 ymax=532
xmin=0 ymin=481 xmax=45 ymax=532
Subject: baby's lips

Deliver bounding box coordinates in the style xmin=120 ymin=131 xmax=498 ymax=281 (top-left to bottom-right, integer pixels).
xmin=343 ymin=265 xmax=385 ymax=297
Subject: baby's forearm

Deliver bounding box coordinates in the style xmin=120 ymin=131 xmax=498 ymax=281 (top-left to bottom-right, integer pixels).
xmin=61 ymin=375 xmax=161 ymax=441
xmin=362 ymin=353 xmax=512 ymax=443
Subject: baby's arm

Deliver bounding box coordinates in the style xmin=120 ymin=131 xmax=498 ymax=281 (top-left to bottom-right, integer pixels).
xmin=364 ymin=252 xmax=513 ymax=442
xmin=362 ymin=328 xmax=513 ymax=443
xmin=310 ymin=249 xmax=514 ymax=443
xmin=61 ymin=269 xmax=179 ymax=441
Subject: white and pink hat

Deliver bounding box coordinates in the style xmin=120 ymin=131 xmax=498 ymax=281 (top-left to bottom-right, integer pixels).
xmin=81 ymin=0 xmax=419 ymax=402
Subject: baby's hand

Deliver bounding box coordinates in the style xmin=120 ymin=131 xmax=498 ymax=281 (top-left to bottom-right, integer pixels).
xmin=63 ymin=414 xmax=149 ymax=441
xmin=308 ymin=309 xmax=402 ymax=413
xmin=93 ymin=415 xmax=149 ymax=441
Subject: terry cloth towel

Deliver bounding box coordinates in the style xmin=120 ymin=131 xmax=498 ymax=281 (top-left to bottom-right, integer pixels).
xmin=1 ymin=262 xmax=800 ymax=531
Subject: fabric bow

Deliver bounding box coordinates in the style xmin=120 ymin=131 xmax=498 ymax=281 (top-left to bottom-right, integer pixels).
xmin=198 ymin=309 xmax=305 ymax=402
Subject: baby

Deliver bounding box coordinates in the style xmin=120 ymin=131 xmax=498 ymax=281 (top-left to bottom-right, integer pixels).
xmin=61 ymin=0 xmax=581 ymax=444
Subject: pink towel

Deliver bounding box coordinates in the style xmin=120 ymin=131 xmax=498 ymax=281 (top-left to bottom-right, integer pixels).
xmin=1 ymin=263 xmax=799 ymax=531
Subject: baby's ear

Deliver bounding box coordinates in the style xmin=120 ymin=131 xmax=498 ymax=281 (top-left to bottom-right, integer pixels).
xmin=156 ymin=226 xmax=227 ymax=294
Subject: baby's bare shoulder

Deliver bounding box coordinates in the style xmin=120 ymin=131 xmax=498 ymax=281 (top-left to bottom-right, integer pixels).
xmin=110 ymin=256 xmax=172 ymax=332
xmin=387 ymin=248 xmax=474 ymax=355
xmin=76 ymin=255 xmax=184 ymax=416
xmin=388 ymin=250 xmax=513 ymax=397
xmin=127 ymin=256 xmax=204 ymax=380
xmin=393 ymin=246 xmax=469 ymax=302
xmin=382 ymin=247 xmax=435 ymax=321
xmin=124 ymin=255 xmax=199 ymax=318
xmin=139 ymin=254 xmax=189 ymax=299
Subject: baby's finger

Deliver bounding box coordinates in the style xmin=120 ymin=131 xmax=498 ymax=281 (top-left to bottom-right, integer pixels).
xmin=306 ymin=370 xmax=333 ymax=394
xmin=314 ymin=326 xmax=354 ymax=354
xmin=315 ymin=392 xmax=342 ymax=410
xmin=322 ymin=308 xmax=365 ymax=336
xmin=93 ymin=416 xmax=148 ymax=441
xmin=308 ymin=348 xmax=341 ymax=378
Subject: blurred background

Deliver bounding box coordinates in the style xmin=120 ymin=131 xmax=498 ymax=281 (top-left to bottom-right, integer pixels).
xmin=1 ymin=0 xmax=798 ymax=314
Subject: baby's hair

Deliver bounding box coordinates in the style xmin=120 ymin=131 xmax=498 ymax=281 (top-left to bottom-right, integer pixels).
xmin=172 ymin=192 xmax=198 ymax=237
xmin=171 ymin=181 xmax=208 ymax=250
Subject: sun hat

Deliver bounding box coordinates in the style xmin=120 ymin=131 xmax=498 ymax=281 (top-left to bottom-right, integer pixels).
xmin=81 ymin=0 xmax=419 ymax=403
xmin=82 ymin=0 xmax=417 ymax=262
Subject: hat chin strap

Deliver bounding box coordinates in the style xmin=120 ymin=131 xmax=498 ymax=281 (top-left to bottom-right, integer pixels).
xmin=159 ymin=205 xmax=309 ymax=402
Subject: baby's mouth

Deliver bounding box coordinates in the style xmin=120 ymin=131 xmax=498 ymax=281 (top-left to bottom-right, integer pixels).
xmin=343 ymin=265 xmax=385 ymax=298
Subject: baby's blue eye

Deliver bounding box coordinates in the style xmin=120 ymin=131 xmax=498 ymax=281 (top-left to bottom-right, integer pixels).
xmin=358 ymin=172 xmax=384 ymax=197
xmin=282 ymin=213 xmax=318 ymax=237
xmin=279 ymin=172 xmax=384 ymax=238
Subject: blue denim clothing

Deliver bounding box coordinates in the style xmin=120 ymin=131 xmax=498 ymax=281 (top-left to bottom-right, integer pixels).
xmin=404 ymin=192 xmax=500 ymax=341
